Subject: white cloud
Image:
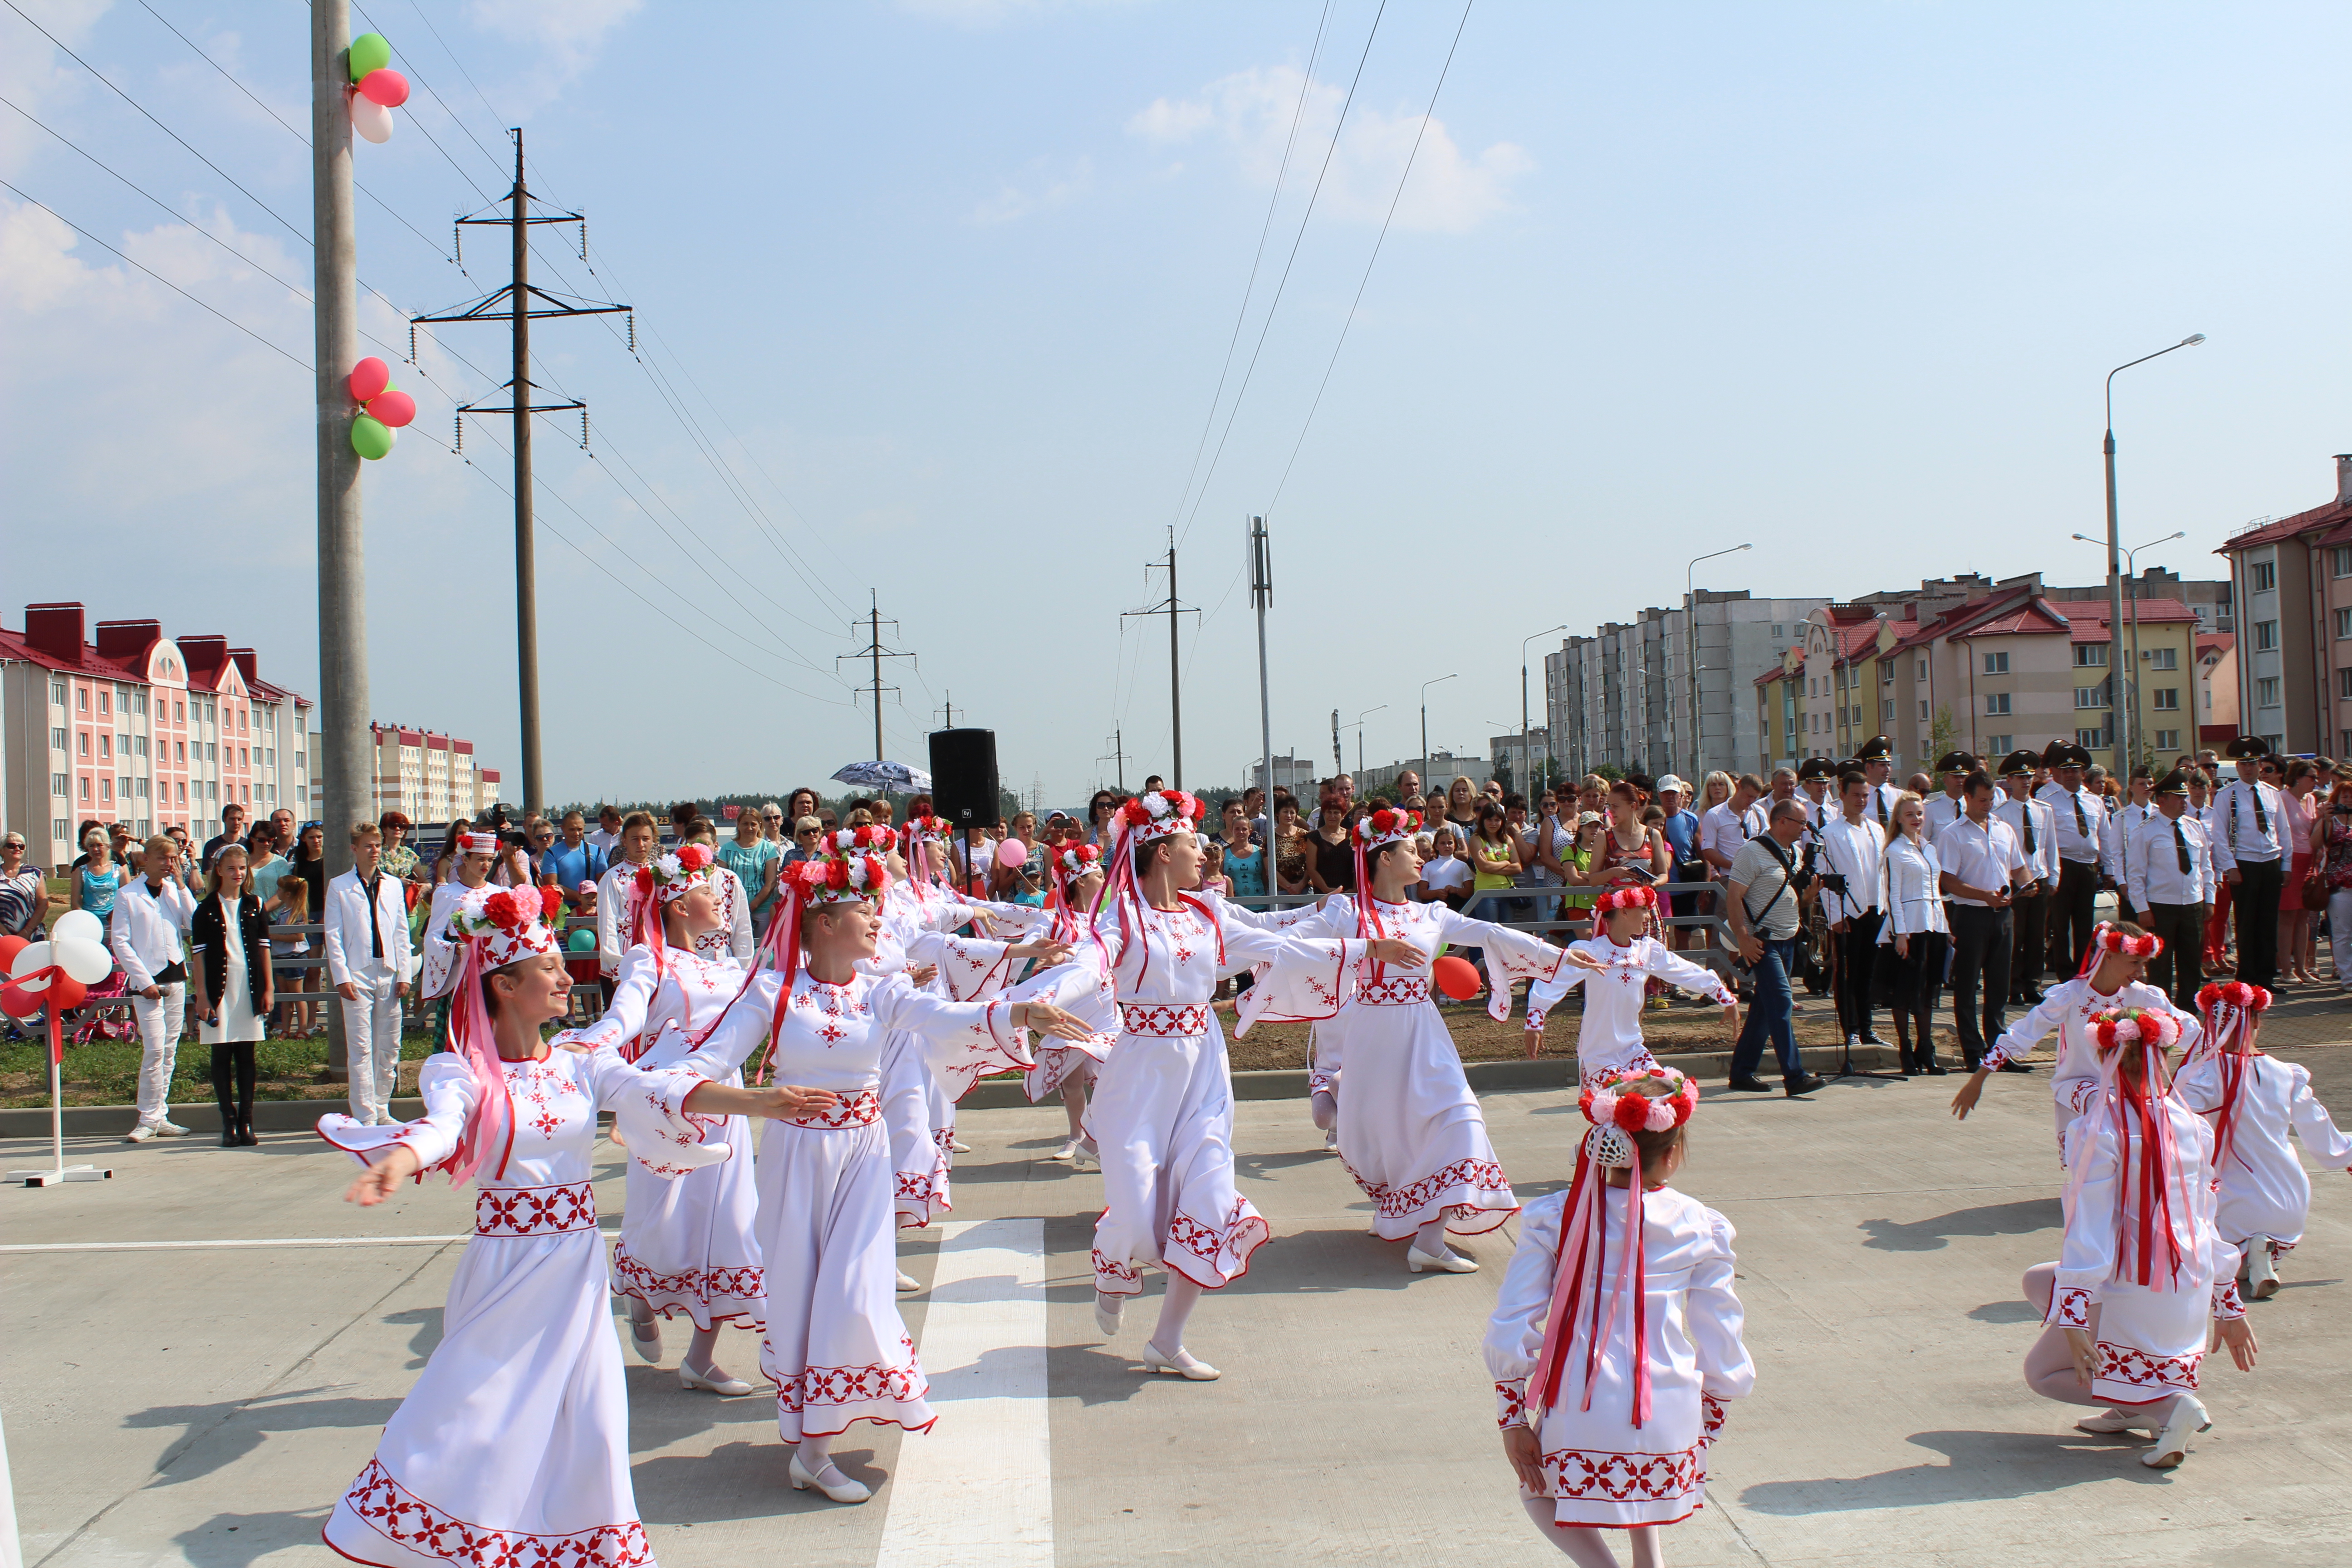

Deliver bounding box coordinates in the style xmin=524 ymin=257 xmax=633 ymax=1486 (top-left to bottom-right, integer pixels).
xmin=461 ymin=0 xmax=642 ymax=116
xmin=1128 ymin=65 xmax=1531 ymax=234
xmin=897 ymin=0 xmax=1145 ymax=27
xmin=973 ymin=156 xmax=1092 ymax=225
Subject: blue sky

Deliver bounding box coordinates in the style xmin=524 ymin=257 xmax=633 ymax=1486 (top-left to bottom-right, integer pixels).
xmin=5 ymin=1 xmax=2346 ymax=808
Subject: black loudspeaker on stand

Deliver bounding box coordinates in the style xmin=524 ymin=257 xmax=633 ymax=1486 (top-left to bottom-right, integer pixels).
xmin=929 ymin=729 xmax=1000 ymax=828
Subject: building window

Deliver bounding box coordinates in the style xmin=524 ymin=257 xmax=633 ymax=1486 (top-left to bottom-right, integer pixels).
xmin=206 ymin=742 xmax=216 ymax=762
xmin=176 ymin=782 xmax=186 ymax=803
xmin=2074 ymin=644 xmax=2107 ymax=667
xmin=2149 ymin=647 xmax=2177 ymax=670
xmin=132 ymin=691 xmax=146 ymax=715
xmin=132 ymin=736 xmax=145 ymax=757
xmin=77 ymin=689 xmax=87 ymax=711
xmin=76 ymin=734 xmax=88 ymax=758
xmin=1919 ymin=700 xmax=1930 ymax=720
xmin=1772 ymin=624 xmax=1784 ymax=640
xmin=175 ymin=741 xmax=186 ymax=762
xmin=78 ymin=777 xmax=88 ymax=801
xmin=51 ymin=819 xmax=67 ymax=843
xmin=175 ymin=701 xmax=185 ymax=722
xmin=1985 ymin=693 xmax=2012 ymax=715
xmin=134 ymin=778 xmax=147 ymax=798
xmin=50 ymin=774 xmax=67 ymax=798
xmin=1882 ymin=698 xmax=1895 ymax=720
xmin=2338 ymin=666 xmax=2352 ymax=701
xmin=1916 ymin=658 xmax=1927 ymax=681
xmin=98 ymin=735 xmax=109 ymax=760
xmin=1982 ymin=652 xmax=2009 ymax=674
xmin=2338 ymin=608 xmax=2352 ymax=640
xmin=2076 ymin=686 xmax=2110 ymax=709
xmin=2152 ymin=688 xmax=2179 ymax=710
xmin=1881 ymin=664 xmax=1893 ymax=686
xmin=2154 ymin=729 xmax=2180 ymax=752
xmin=49 ymin=726 xmax=64 ymax=751
xmin=2256 ymin=620 xmax=2279 ymax=651
xmin=50 ymin=679 xmax=66 ymax=707
xmin=1985 ymin=733 xmax=2013 ymax=755
xmin=2258 ymin=676 xmax=2281 ymax=706
xmin=2078 ymin=726 xmax=2107 ymax=750
xmin=2252 ymin=560 xmax=2276 ymax=591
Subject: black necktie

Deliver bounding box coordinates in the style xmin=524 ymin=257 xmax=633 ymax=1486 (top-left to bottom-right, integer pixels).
xmin=2174 ymin=820 xmax=2192 ymax=876
xmin=2021 ymin=805 xmax=2036 ymax=855
xmin=2253 ymin=785 xmax=2269 ymax=835
xmin=1874 ymin=791 xmax=1887 ymax=825
xmin=2073 ymin=796 xmax=2088 ymax=839
xmin=366 ymin=874 xmax=384 ymax=958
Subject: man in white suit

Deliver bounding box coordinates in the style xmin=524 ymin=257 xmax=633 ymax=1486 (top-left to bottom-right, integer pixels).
xmin=324 ymin=820 xmax=415 ymax=1125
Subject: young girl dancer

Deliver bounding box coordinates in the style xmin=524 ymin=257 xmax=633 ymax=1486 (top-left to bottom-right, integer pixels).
xmin=553 ymin=843 xmax=763 ymax=1394
xmin=2018 ymin=1002 xmax=2258 ymax=1467
xmin=1523 ymin=886 xmax=1739 ymax=1088
xmin=2173 ymin=980 xmax=2352 ymax=1298
xmin=1485 ymin=1066 xmax=1753 ymax=1564
xmin=320 ymin=884 xmax=826 ymax=1566
xmin=1255 ymin=808 xmax=1579 ymax=1273
xmin=1084 ymin=790 xmax=1416 ymax=1378
xmin=1023 ymin=839 xmax=1117 ymax=1163
xmin=1950 ymin=922 xmax=2200 ymax=1153
xmin=650 ymin=838 xmax=1089 ymax=1503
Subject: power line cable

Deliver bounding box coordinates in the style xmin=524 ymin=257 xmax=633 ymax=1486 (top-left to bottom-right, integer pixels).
xmin=1172 ymin=0 xmax=1387 ymax=554
xmin=1266 ymin=0 xmax=1477 ymax=517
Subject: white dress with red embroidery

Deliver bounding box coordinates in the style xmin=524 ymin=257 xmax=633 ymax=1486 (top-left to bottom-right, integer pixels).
xmin=1485 ymin=1186 xmax=1754 ymax=1529
xmin=1524 ymin=936 xmax=1735 ymax=1090
xmin=1273 ymin=896 xmax=1569 ymax=1239
xmin=1984 ymin=977 xmax=2202 ymax=1147
xmin=556 ymin=942 xmax=762 ymax=1329
xmin=314 ymin=1046 xmax=717 ymax=1568
xmin=2043 ymin=1096 xmax=2245 ymax=1407
xmin=1087 ymin=892 xmax=1364 ymax=1296
xmin=688 ymin=865 xmax=755 ymax=965
xmin=657 ymin=967 xmax=1033 ymax=1441
xmin=2172 ymin=1050 xmax=2352 ymax=1249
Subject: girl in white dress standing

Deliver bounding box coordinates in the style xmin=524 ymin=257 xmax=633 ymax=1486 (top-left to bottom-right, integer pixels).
xmin=1523 ymin=885 xmax=1738 ymax=1088
xmin=554 ymin=842 xmax=764 ymax=1395
xmin=652 ymin=838 xmax=1089 ymax=1503
xmin=2019 ymin=1000 xmax=2257 ymax=1468
xmin=320 ymin=884 xmax=828 ymax=1567
xmin=2173 ymin=980 xmax=2352 ymax=1298
xmin=1083 ymin=789 xmax=1417 ymax=1379
xmin=1022 ymin=839 xmax=1117 ymax=1163
xmin=190 ymin=843 xmax=272 ymax=1147
xmin=1262 ymin=808 xmax=1577 ymax=1273
xmin=1485 ymin=1065 xmax=1753 ymax=1564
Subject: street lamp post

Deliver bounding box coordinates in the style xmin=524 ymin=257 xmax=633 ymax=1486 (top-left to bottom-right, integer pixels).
xmin=1421 ymin=674 xmax=1457 ymax=780
xmin=1352 ymin=704 xmax=1388 ymax=775
xmin=2103 ymin=335 xmax=2204 ymax=771
xmin=2073 ymin=528 xmax=2185 ymax=769
xmin=1686 ymin=545 xmax=1753 ymax=780
xmin=1520 ymin=624 xmax=1566 ymax=794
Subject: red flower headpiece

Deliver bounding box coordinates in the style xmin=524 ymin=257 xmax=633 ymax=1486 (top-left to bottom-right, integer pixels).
xmin=1055 ymin=842 xmax=1102 ymax=877
xmin=1593 ymin=884 xmax=1658 ymax=915
xmin=904 ymin=812 xmax=954 ymax=844
xmin=2196 ymin=980 xmax=2272 ymax=1015
xmin=450 ymin=884 xmax=565 ymax=969
xmin=1578 ymin=1065 xmax=1700 ymax=1143
xmin=1118 ymin=789 xmax=1203 ymax=844
xmin=1352 ymin=808 xmax=1421 ymax=848
xmin=2087 ymin=1006 xmax=2183 ymax=1054
xmin=2091 ymin=923 xmax=2162 ymax=959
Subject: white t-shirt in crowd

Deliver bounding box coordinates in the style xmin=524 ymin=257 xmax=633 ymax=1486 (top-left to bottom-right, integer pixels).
xmin=1421 ymin=856 xmax=1471 ymax=895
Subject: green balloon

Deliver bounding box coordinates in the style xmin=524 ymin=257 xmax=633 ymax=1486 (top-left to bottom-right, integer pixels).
xmin=349 ymin=33 xmax=392 ymax=82
xmin=351 ymin=414 xmax=395 ymax=460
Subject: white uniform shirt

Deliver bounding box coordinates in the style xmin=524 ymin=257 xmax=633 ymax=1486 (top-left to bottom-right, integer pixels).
xmin=2127 ymin=810 xmax=2214 ymax=909
xmin=1699 ymin=801 xmax=1764 ymax=876
xmin=1877 ymin=836 xmax=1950 ymax=938
xmin=2210 ymin=778 xmax=2285 ymax=871
xmin=1994 ymin=792 xmax=2059 ymax=885
xmin=1863 ymin=779 xmax=1904 ymax=832
xmin=2101 ymin=799 xmax=2158 ymax=887
xmin=1921 ymin=791 xmax=1969 ymax=843
xmin=1814 ymin=815 xmax=1885 ymax=925
xmin=1935 ymin=813 xmax=2027 ymax=909
xmin=2036 ymin=782 xmax=2108 ymax=866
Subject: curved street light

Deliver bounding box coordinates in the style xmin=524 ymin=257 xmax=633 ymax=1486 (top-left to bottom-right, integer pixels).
xmin=1349 ymin=703 xmax=1389 ymax=775
xmin=1520 ymin=624 xmax=1567 ymax=789
xmin=1685 ymin=544 xmax=1753 ymax=779
xmin=1420 ymin=674 xmax=1458 ymax=774
xmin=2103 ymin=336 xmax=2205 ymax=769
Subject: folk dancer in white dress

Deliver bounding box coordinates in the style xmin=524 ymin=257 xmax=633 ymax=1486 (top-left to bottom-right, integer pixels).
xmin=419 ymin=833 xmax=498 ymax=1024
xmin=554 ymin=842 xmax=764 ymax=1394
xmin=1950 ymin=922 xmax=2200 ymax=1155
xmin=1021 ymin=838 xmax=1118 ymax=1163
xmin=1524 ymin=886 xmax=1738 ymax=1090
xmin=2174 ymin=980 xmax=2352 ymax=1299
xmin=319 ymin=883 xmax=825 ymax=1566
xmin=652 ymin=840 xmax=1088 ymax=1503
xmin=1485 ymin=1066 xmax=1753 ymax=1564
xmin=2019 ymin=1000 xmax=2257 ymax=1468
xmin=1085 ymin=789 xmax=1416 ymax=1379
xmin=1264 ymin=808 xmax=1576 ymax=1273
xmin=676 ymin=816 xmax=756 ymax=964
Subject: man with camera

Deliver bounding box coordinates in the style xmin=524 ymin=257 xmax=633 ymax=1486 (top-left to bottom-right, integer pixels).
xmin=1725 ymin=799 xmax=1830 ymax=1098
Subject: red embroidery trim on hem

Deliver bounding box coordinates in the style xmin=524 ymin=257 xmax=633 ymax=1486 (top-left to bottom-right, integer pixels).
xmin=1539 ymin=1444 xmax=1705 ymax=1502
xmin=2095 ymin=1341 xmax=2203 ymax=1391
xmin=775 ymin=1335 xmax=927 ymax=1414
xmin=335 ymin=1456 xmax=652 ymax=1568
xmin=610 ymin=1250 xmax=764 ymax=1320
xmin=1343 ymin=1155 xmax=1514 ymax=1221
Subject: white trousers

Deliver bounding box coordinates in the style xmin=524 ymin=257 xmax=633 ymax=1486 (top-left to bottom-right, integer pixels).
xmin=2329 ymin=888 xmax=2352 ymax=983
xmin=340 ymin=963 xmax=403 ymax=1123
xmin=131 ymin=982 xmax=186 ymax=1128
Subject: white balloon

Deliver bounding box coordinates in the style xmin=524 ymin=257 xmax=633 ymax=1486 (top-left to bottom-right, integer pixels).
xmin=350 ymin=95 xmax=394 ymax=144
xmin=9 ymin=941 xmax=48 ymax=979
xmin=51 ymin=909 xmax=103 ymax=946
xmin=53 ymin=936 xmax=112 ymax=986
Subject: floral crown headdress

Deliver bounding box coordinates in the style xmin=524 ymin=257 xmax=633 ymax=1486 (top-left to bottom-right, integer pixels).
xmin=1524 ymin=1066 xmax=1701 ymax=1432
xmin=1097 ymin=791 xmax=1210 ymax=988
xmin=2197 ymin=981 xmax=2273 ymax=1173
xmin=634 ymin=843 xmax=716 ymax=906
xmin=1351 ymin=808 xmax=1421 ymax=848
xmin=903 ymin=812 xmax=955 ymax=845
xmin=1117 ymin=789 xmax=1204 ymax=844
xmin=2073 ymin=920 xmax=2162 ymax=978
xmin=1592 ymin=884 xmax=1658 ymax=916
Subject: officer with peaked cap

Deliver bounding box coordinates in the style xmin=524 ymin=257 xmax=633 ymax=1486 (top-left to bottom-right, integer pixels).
xmin=1994 ymin=750 xmax=2058 ymax=1005
xmin=2214 ymin=735 xmax=2286 ymax=988
xmin=1923 ymin=750 xmax=1978 ymax=843
xmin=1854 ymin=735 xmax=1904 ymax=829
xmin=2035 ymin=740 xmax=2107 ymax=974
xmin=2128 ymin=765 xmax=2214 ymax=1011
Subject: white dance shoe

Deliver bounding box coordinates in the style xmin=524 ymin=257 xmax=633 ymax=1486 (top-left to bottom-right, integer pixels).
xmin=2246 ymin=1237 xmax=2280 ymax=1299
xmin=790 ymin=1453 xmax=872 ymax=1504
xmin=1141 ymin=1340 xmax=1220 ymax=1381
xmin=627 ymin=1315 xmax=663 ymax=1363
xmin=2141 ymin=1395 xmax=2211 ymax=1469
xmin=1049 ymin=1139 xmax=1078 ymax=1162
xmin=1093 ymin=1292 xmax=1125 ymax=1338
xmin=948 ymin=1137 xmax=973 ymax=1154
xmin=2075 ymin=1408 xmax=2153 ymax=1436
xmin=679 ymin=1362 xmax=752 ymax=1396
xmin=1406 ymin=1245 xmax=1479 ymax=1274
xmin=896 ymin=1269 xmax=921 ymax=1293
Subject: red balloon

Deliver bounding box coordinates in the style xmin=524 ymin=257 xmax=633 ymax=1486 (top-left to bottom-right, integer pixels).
xmin=367 ymin=389 xmax=417 ymax=428
xmin=357 ymin=68 xmax=411 ymax=108
xmin=348 ymin=356 xmax=391 ymax=403
xmin=44 ymin=975 xmax=85 ymax=1011
xmin=0 ymin=982 xmax=36 ymax=1019
xmin=1432 ymin=954 xmax=1482 ymax=1001
xmin=0 ymin=933 xmax=26 ymax=973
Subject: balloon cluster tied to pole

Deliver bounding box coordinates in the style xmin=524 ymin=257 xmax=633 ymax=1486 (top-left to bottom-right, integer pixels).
xmin=346 ymin=33 xmax=409 ymax=145
xmin=348 ymin=356 xmax=413 ymax=460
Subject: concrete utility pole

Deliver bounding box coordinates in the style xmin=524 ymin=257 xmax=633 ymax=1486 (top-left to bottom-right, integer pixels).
xmin=1122 ymin=531 xmax=1199 ymax=790
xmin=1250 ymin=515 xmax=1273 ymax=824
xmin=312 ymin=0 xmax=366 ymax=1080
